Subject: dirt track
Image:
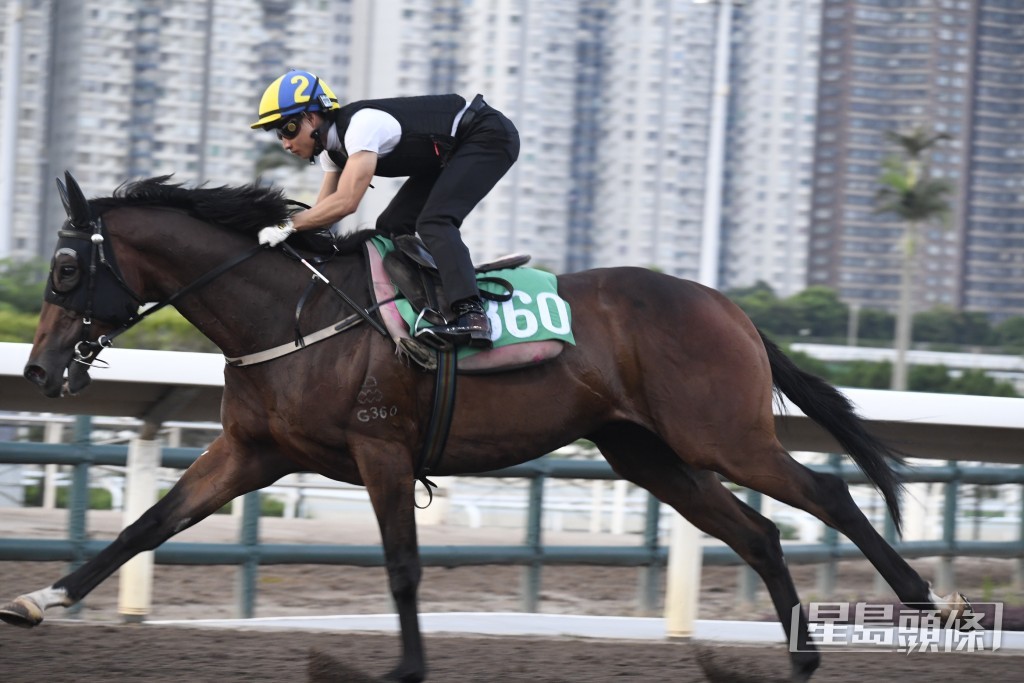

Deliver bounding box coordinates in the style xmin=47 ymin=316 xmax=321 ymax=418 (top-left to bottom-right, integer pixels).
xmin=2 ymin=621 xmax=1024 ymax=682
xmin=1 ymin=509 xmax=1023 ymax=681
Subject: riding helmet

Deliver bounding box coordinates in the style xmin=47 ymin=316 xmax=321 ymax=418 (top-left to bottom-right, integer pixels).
xmin=250 ymin=69 xmax=340 ymax=129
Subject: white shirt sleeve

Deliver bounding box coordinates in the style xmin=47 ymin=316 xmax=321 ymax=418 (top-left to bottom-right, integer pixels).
xmin=345 ymin=109 xmax=402 ymax=155
xmin=318 ymin=109 xmax=401 ymax=173
xmin=319 ymin=151 xmax=341 ymax=173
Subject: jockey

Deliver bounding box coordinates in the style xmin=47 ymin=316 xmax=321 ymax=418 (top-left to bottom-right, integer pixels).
xmin=250 ymin=69 xmax=520 ymax=349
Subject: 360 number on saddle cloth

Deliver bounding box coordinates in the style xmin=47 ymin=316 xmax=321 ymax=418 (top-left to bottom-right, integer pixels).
xmin=371 ymin=236 xmax=575 ymax=357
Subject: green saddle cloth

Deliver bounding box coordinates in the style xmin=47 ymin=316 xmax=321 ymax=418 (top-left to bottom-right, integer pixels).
xmin=370 ymin=236 xmax=575 ymax=358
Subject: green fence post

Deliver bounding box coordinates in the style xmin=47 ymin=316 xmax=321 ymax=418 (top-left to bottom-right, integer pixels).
xmin=522 ymin=475 xmax=545 ymax=613
xmin=236 ymin=491 xmax=261 ymax=619
xmin=873 ymin=488 xmax=899 ymax=595
xmin=816 ymin=453 xmax=841 ymax=598
xmin=738 ymin=488 xmax=762 ymax=604
xmin=636 ymin=493 xmax=662 ymax=615
xmin=66 ymin=415 xmax=92 ymax=618
xmin=938 ymin=461 xmax=959 ymax=592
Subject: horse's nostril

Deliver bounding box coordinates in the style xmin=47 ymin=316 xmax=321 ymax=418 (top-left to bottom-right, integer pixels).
xmin=23 ymin=365 xmax=46 ymax=385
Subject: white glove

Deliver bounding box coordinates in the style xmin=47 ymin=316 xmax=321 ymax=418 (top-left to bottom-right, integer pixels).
xmin=258 ymin=220 xmax=296 ymax=247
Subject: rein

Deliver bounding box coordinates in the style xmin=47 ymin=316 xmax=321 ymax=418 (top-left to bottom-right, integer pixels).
xmin=66 ymin=213 xmax=391 ymax=369
xmin=71 ymin=215 xmax=265 ymax=364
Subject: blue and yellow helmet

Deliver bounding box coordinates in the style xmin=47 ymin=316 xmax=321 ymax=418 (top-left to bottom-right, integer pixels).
xmin=251 ymin=69 xmax=340 ymax=129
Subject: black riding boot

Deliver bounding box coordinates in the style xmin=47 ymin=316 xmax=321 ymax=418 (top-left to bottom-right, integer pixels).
xmin=419 ymin=298 xmax=492 ymax=349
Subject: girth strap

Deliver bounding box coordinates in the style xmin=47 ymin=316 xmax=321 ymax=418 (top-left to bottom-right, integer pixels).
xmin=414 ymin=347 xmax=458 ymax=506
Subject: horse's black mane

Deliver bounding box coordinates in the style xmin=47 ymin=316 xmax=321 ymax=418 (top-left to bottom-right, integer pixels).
xmin=88 ymin=175 xmax=375 ymax=252
xmin=90 ymin=175 xmax=294 ymax=233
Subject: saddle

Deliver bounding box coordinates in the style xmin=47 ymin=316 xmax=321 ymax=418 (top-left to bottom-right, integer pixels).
xmin=383 ymin=234 xmax=530 ymax=326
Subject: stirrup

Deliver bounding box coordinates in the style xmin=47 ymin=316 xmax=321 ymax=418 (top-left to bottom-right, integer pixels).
xmin=412 ymin=309 xmax=455 ymax=350
xmin=414 ymin=326 xmax=457 ymax=351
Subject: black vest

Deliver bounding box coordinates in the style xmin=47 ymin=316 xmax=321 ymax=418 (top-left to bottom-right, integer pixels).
xmin=325 ymin=94 xmax=466 ymax=177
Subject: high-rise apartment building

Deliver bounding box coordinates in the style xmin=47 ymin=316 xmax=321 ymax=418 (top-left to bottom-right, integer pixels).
xmin=8 ymin=0 xmax=1021 ymax=323
xmin=0 ymin=0 xmax=351 ymax=258
xmin=962 ymin=1 xmax=1024 ymax=320
xmin=591 ymin=0 xmax=716 ymax=279
xmin=809 ymin=0 xmax=1024 ymax=321
xmin=723 ymin=0 xmax=822 ymax=297
xmin=566 ymin=0 xmax=611 ymax=274
xmin=1 ymin=0 xmax=52 ymax=259
xmin=454 ymin=0 xmax=579 ymax=273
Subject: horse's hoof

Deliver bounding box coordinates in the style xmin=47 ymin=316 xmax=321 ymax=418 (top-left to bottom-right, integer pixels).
xmin=939 ymin=591 xmax=980 ymax=630
xmin=938 ymin=591 xmax=972 ymax=616
xmin=0 ymin=596 xmax=45 ymax=628
xmin=948 ymin=591 xmax=972 ymax=610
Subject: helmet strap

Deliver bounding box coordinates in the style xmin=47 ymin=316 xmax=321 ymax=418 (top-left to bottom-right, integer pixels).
xmin=310 ymin=114 xmax=333 ymax=164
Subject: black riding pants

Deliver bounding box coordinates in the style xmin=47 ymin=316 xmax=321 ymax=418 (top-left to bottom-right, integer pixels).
xmin=375 ymin=103 xmax=520 ymax=305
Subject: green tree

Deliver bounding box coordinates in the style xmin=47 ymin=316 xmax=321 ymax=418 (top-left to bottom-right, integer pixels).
xmin=913 ymin=308 xmax=996 ymax=347
xmin=786 ymin=286 xmax=849 ymax=338
xmin=875 ymin=128 xmax=954 ymax=390
xmin=857 ymin=308 xmax=895 ymax=342
xmin=0 ymin=309 xmax=40 ymax=342
xmin=726 ymin=281 xmax=776 ymax=301
xmin=912 ymin=307 xmax=961 ymax=345
xmin=115 ymin=308 xmax=218 ymax=352
xmin=908 ymin=364 xmax=954 ymax=393
xmin=786 ymin=349 xmax=831 ymax=378
xmin=908 ymin=365 xmax=1018 ymax=397
xmin=835 ymin=360 xmax=891 ymax=389
xmin=949 ymin=369 xmax=1018 ymax=397
xmin=726 ymin=281 xmax=799 ymax=337
xmin=995 ymin=316 xmax=1024 ymax=352
xmin=0 ymin=258 xmax=47 ymax=314
xmin=956 ymin=311 xmax=997 ymax=346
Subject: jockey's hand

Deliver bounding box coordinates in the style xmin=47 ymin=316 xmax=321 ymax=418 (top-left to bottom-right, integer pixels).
xmin=258 ymin=220 xmax=295 ymax=247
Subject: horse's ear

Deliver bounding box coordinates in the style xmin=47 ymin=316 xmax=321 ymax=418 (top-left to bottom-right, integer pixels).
xmin=63 ymin=170 xmax=92 ymax=227
xmin=55 ymin=177 xmax=72 ymax=218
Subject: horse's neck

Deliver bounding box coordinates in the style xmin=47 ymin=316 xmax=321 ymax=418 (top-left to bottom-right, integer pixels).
xmin=107 ymin=208 xmax=368 ymax=357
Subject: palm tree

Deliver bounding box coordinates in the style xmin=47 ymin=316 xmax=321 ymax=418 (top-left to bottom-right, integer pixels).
xmin=875 ymin=128 xmax=954 ymax=390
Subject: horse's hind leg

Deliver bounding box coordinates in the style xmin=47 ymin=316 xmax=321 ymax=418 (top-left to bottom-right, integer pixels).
xmin=716 ymin=443 xmax=950 ymax=610
xmin=593 ymin=428 xmax=820 ymax=683
xmin=0 ymin=436 xmax=294 ymax=627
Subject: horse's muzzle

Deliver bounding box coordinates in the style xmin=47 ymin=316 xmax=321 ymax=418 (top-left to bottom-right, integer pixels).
xmin=23 ymin=356 xmax=92 ymax=398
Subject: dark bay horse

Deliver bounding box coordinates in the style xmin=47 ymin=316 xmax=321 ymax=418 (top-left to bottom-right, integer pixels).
xmin=2 ymin=174 xmax=967 ymax=682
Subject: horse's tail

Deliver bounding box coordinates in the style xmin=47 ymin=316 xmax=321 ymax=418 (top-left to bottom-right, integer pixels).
xmin=758 ymin=328 xmax=905 ymax=535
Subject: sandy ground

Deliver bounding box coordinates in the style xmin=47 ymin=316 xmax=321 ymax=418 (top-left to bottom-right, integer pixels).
xmin=1 ymin=509 xmax=1023 ymax=681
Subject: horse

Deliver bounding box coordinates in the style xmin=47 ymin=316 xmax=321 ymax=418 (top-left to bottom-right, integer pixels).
xmin=2 ymin=172 xmax=968 ymax=682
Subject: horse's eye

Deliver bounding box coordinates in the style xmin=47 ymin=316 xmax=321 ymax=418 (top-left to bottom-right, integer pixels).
xmin=51 ymin=249 xmax=81 ymax=292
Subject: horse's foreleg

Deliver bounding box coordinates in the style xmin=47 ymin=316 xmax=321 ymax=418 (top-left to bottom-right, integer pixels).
xmin=359 ymin=447 xmax=425 ymax=683
xmin=595 ymin=433 xmax=820 ymax=683
xmin=0 ymin=437 xmax=292 ymax=627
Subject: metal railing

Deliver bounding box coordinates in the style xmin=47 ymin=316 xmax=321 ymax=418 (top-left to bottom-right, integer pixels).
xmin=1 ymin=416 xmax=1024 ymax=618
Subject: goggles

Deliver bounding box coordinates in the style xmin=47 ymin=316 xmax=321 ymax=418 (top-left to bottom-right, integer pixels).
xmin=276 ymin=115 xmax=305 ymax=140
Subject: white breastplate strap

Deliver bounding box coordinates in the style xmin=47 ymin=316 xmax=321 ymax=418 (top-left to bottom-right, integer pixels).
xmin=224 ymin=316 xmax=362 ymax=367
